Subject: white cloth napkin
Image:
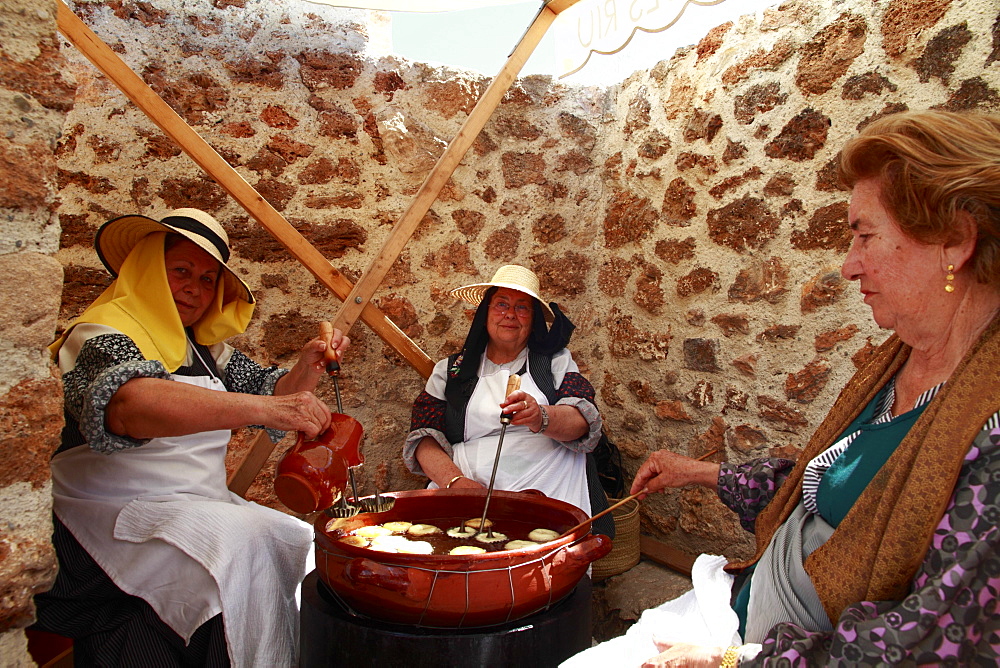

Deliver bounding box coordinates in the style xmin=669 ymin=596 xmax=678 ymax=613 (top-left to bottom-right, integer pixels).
xmin=560 ymin=554 xmax=740 ymax=667
xmin=116 ymin=496 xmax=312 ymax=668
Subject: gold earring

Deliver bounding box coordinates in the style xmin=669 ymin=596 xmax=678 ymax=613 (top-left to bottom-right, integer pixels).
xmin=945 ymin=264 xmax=955 ymax=293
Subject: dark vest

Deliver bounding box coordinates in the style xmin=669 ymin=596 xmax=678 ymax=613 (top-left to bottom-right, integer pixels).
xmin=442 ymin=349 xmax=614 ymax=538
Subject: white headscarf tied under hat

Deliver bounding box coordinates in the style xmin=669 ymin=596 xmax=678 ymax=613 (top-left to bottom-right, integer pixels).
xmin=449 ymin=264 xmax=555 ymax=320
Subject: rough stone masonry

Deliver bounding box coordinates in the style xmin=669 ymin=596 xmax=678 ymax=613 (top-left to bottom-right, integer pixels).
xmin=1 ymin=0 xmax=999 ymax=661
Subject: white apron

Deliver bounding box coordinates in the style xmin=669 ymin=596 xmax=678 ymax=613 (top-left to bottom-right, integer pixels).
xmin=51 ymin=371 xmax=312 ymax=668
xmin=451 ymin=367 xmax=591 ymax=514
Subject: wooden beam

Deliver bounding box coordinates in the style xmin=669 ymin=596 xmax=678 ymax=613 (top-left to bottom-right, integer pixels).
xmin=226 ymin=431 xmax=278 ymax=497
xmin=56 ymin=1 xmax=433 ymax=378
xmin=331 ymin=5 xmax=559 ymax=335
xmin=639 ymin=535 xmax=697 ymax=577
xmin=544 ymin=0 xmax=583 ymax=14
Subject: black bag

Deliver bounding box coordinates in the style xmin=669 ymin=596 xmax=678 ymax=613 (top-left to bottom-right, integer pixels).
xmin=591 ymin=431 xmax=626 ymax=499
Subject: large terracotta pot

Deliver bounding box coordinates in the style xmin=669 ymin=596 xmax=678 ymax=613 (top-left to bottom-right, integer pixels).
xmin=314 ymin=488 xmax=612 ymax=628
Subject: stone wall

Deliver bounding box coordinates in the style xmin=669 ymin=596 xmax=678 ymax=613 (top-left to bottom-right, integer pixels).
xmin=601 ymin=0 xmax=1000 ymax=558
xmin=3 ymin=0 xmax=999 ymax=653
xmin=51 ymin=0 xmax=1000 ymax=559
xmin=0 ymin=0 xmax=73 ymax=662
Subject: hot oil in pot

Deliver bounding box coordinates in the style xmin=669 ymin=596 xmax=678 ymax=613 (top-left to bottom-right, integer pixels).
xmin=331 ymin=516 xmax=560 ymax=555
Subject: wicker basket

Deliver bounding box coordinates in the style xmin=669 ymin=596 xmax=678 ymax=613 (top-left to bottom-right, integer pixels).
xmin=591 ymin=496 xmax=640 ymax=581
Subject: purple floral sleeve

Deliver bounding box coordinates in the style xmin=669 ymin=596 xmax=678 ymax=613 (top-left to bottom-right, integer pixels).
xmin=717 ymin=458 xmax=796 ymax=533
xmin=747 ymin=425 xmax=1000 ymax=666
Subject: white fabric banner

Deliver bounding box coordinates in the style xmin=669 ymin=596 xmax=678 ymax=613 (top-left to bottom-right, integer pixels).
xmin=553 ymin=0 xmax=728 ymax=77
xmin=305 ymin=0 xmax=533 ymax=11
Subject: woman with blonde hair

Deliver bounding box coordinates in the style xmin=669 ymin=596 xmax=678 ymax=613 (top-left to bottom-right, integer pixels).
xmin=569 ymin=111 xmax=1000 ymax=666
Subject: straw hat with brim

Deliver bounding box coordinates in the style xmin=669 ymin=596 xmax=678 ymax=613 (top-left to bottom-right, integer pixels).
xmin=449 ymin=265 xmax=554 ymax=320
xmin=95 ymin=208 xmax=254 ymax=304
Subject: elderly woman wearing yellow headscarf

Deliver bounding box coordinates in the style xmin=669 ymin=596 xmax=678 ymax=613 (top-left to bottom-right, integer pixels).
xmin=33 ymin=209 xmax=349 ymax=667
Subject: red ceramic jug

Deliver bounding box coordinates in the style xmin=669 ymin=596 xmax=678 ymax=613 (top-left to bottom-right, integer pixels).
xmin=274 ymin=412 xmax=363 ymax=514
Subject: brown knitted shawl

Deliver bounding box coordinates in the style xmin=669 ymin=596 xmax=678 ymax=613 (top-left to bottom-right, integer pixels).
xmin=730 ymin=315 xmax=1000 ymax=624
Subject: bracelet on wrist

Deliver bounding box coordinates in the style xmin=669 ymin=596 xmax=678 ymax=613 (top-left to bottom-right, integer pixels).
xmin=446 ymin=475 xmax=466 ymax=489
xmin=720 ymin=645 xmax=741 ymax=668
xmin=533 ymin=404 xmax=550 ymax=434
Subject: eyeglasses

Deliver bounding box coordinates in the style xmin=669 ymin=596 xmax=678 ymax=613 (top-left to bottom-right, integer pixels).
xmin=491 ymin=299 xmax=532 ymax=318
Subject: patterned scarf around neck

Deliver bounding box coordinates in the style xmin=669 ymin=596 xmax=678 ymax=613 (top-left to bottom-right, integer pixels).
xmin=731 ymin=314 xmax=1000 ymax=624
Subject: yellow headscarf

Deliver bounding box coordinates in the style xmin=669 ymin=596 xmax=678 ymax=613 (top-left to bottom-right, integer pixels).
xmin=49 ymin=232 xmax=255 ymax=372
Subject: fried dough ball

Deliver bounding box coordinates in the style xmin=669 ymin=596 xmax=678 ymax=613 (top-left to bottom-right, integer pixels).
xmin=407 ymin=523 xmax=443 ymax=537
xmin=325 ymin=518 xmax=347 ymax=534
xmin=463 ymin=517 xmax=493 ymax=530
xmin=528 ymin=528 xmax=560 ymax=543
xmin=338 ymin=535 xmax=369 ymax=548
xmin=503 ymin=540 xmax=539 ymax=551
xmin=449 ymin=545 xmax=487 ymax=555
xmin=446 ymin=526 xmax=477 ymax=539
xmin=382 ymin=521 xmax=413 ymax=533
xmin=396 ymin=540 xmax=433 ymax=555
xmin=369 ymin=534 xmax=409 ymax=552
xmin=355 ymin=525 xmax=393 ymax=539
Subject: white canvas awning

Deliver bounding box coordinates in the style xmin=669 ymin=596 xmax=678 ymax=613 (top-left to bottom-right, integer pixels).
xmin=304 ymin=0 xmax=532 ymax=12
xmin=306 ymin=0 xmax=773 ymax=81
xmin=555 ymin=0 xmax=727 ymax=77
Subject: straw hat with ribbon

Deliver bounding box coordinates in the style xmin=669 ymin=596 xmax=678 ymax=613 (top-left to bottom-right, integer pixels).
xmin=449 ymin=264 xmax=554 ymax=320
xmin=49 ymin=208 xmax=255 ymax=372
xmin=96 ymin=207 xmax=253 ymax=304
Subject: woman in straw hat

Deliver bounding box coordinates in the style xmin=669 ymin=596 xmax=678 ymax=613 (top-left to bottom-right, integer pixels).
xmin=34 ymin=208 xmax=349 ymax=667
xmin=565 ymin=110 xmax=1000 ymax=667
xmin=403 ymin=264 xmax=611 ymax=530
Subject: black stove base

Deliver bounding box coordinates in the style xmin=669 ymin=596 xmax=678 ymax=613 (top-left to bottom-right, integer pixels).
xmin=300 ymin=570 xmax=592 ymax=668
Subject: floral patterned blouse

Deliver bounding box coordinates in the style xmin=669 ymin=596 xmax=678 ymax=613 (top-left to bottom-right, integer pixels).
xmin=60 ymin=324 xmax=287 ymax=454
xmin=718 ymin=413 xmax=1000 ymax=666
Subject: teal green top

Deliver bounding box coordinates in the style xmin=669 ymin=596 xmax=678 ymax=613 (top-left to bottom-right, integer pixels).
xmin=733 ymin=381 xmax=933 ymax=638
xmin=816 ymin=386 xmax=928 ymax=526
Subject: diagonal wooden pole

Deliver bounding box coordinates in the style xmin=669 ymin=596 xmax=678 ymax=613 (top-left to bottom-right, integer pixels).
xmin=56 ymin=1 xmax=432 ymax=376
xmin=56 ymin=1 xmax=437 ymax=496
xmin=331 ymin=0 xmax=580 ymax=334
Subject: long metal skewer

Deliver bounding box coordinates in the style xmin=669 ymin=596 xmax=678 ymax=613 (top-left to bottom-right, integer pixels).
xmin=476 ymin=374 xmax=521 ymax=538
xmin=318 ymin=321 xmax=394 ymax=517
xmin=348 ymin=469 xmax=361 ymax=507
